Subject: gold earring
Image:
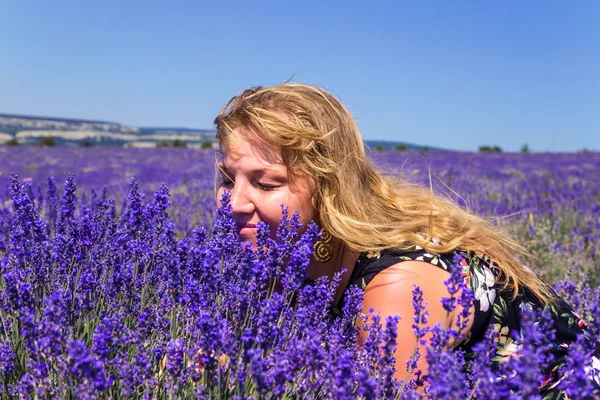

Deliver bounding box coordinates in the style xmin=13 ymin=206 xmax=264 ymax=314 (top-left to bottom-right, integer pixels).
xmin=313 ymin=229 xmax=333 ymax=263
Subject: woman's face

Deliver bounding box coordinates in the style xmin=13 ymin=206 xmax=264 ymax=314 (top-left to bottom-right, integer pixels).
xmin=216 ymin=127 xmax=315 ymax=246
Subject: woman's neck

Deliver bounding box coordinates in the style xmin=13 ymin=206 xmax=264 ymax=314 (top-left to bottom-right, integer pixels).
xmin=307 ymin=239 xmax=360 ymax=307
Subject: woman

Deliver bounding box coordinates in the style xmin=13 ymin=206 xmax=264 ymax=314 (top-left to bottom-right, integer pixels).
xmin=213 ymin=83 xmax=599 ymax=397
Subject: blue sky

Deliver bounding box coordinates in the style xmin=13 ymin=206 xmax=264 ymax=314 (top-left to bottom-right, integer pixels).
xmin=0 ymin=1 xmax=598 ymax=151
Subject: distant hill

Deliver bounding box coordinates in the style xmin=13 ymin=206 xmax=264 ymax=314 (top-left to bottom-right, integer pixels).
xmin=0 ymin=112 xmax=437 ymax=151
xmin=0 ymin=113 xmax=214 ymax=148
xmin=0 ymin=113 xmax=124 ymax=125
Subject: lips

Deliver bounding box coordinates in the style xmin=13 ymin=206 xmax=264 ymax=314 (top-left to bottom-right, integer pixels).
xmin=236 ymin=223 xmax=258 ymax=237
xmin=236 ymin=223 xmax=257 ymax=228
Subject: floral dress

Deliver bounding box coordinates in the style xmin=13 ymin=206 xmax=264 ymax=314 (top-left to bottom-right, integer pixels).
xmin=342 ymin=247 xmax=600 ymax=398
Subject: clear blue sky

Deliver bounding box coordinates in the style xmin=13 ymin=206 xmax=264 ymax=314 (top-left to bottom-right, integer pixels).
xmin=1 ymin=1 xmax=598 ymax=151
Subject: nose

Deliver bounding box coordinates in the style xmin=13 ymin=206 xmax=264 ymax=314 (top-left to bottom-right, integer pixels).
xmin=229 ymin=180 xmax=255 ymax=215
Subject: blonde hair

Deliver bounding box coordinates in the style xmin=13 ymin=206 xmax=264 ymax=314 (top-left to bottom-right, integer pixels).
xmin=214 ymin=83 xmax=556 ymax=304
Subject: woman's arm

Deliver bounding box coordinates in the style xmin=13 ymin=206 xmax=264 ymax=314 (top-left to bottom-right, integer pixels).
xmin=357 ymin=260 xmax=474 ymax=382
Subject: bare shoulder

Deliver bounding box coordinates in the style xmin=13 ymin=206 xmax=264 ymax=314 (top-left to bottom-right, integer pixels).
xmin=363 ymin=260 xmax=452 ymax=296
xmin=356 ymin=260 xmax=475 ymax=377
xmin=361 ymin=260 xmax=474 ymax=335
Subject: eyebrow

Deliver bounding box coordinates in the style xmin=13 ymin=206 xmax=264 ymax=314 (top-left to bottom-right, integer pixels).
xmin=216 ymin=162 xmax=284 ymax=176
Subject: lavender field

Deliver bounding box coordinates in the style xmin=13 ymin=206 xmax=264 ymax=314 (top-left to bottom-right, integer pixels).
xmin=0 ymin=146 xmax=598 ymax=398
xmin=2 ymin=147 xmax=598 ymax=284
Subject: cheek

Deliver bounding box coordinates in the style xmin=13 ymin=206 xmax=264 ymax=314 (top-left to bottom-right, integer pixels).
xmin=215 ymin=187 xmax=224 ymax=207
xmin=289 ymin=178 xmax=316 ymax=224
xmin=299 ymin=203 xmax=315 ymax=226
xmin=284 ymin=195 xmax=315 ymax=225
xmin=260 ymin=193 xmax=288 ymax=223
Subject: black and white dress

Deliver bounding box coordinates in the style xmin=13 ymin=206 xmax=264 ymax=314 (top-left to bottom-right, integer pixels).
xmin=340 ymin=247 xmax=600 ymax=398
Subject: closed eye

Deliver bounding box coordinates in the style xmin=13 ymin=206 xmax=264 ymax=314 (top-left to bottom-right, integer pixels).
xmin=220 ymin=177 xmax=234 ymax=188
xmin=219 ymin=175 xmax=278 ymax=192
xmin=256 ymin=182 xmax=278 ymax=191
xmin=218 ymin=168 xmax=234 ymax=186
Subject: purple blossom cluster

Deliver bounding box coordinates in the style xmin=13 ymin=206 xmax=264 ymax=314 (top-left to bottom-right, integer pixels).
xmin=0 ymin=148 xmax=598 ymax=398
xmin=0 ymin=147 xmax=216 ymax=236
xmin=1 ymin=175 xmax=408 ymax=398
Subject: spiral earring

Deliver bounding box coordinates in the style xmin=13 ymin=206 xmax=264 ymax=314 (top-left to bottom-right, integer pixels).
xmin=313 ymin=229 xmax=333 ymax=263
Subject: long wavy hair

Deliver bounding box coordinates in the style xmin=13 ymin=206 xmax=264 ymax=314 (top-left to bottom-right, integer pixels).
xmin=214 ymin=83 xmax=556 ymax=304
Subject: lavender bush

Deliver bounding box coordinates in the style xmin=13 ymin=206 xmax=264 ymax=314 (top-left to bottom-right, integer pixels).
xmin=0 ymin=147 xmax=599 ymax=398
xmin=1 ymin=175 xmax=411 ymax=398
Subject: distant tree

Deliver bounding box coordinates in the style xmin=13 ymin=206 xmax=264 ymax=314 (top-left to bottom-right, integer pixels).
xmin=581 ymin=148 xmax=590 ymax=153
xmin=39 ymin=136 xmax=56 ymax=146
xmin=394 ymin=143 xmax=407 ymax=152
xmin=80 ymin=140 xmax=93 ymax=147
xmin=373 ymin=144 xmax=385 ymax=152
xmin=5 ymin=138 xmax=19 ymax=146
xmin=479 ymin=145 xmax=503 ymax=153
xmin=172 ymin=139 xmax=187 ymax=148
xmin=201 ymin=141 xmax=214 ymax=149
xmin=156 ymin=140 xmax=170 ymax=148
xmin=422 ymin=145 xmax=430 ymax=152
xmin=520 ymin=143 xmax=530 ymax=153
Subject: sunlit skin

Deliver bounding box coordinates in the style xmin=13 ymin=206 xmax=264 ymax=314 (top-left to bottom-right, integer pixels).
xmin=215 ymin=126 xmax=474 ymax=384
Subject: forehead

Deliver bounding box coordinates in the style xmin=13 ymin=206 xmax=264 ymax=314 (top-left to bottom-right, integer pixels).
xmin=221 ymin=128 xmax=285 ymax=169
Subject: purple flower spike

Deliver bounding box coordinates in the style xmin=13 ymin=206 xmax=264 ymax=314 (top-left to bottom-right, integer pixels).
xmin=67 ymin=339 xmax=113 ymax=391
xmin=0 ymin=340 xmax=15 ymax=376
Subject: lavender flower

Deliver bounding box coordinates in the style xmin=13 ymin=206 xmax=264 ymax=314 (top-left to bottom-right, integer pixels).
xmin=0 ymin=340 xmax=14 ymax=376
xmin=58 ymin=174 xmax=77 ymax=234
xmin=67 ymin=339 xmax=113 ymax=391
